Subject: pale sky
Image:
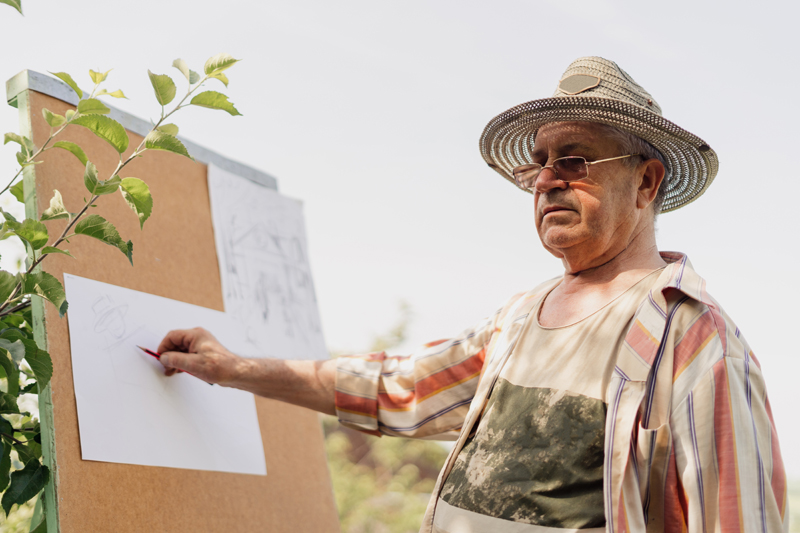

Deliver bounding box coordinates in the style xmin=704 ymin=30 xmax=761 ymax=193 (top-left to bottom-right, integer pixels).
xmin=1 ymin=0 xmax=798 ymax=477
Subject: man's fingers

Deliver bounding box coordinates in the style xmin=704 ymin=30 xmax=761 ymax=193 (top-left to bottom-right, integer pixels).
xmin=157 ymin=329 xmax=196 ymax=354
xmin=159 ymin=350 xmax=192 ymax=372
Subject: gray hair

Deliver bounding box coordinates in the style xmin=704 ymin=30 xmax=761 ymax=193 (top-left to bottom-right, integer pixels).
xmin=593 ymin=123 xmax=672 ymax=215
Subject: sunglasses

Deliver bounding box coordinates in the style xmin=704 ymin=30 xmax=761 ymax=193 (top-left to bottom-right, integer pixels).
xmin=512 ymin=154 xmax=640 ymax=191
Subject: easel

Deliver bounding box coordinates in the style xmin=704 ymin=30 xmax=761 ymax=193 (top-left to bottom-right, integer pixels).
xmin=6 ymin=70 xmax=339 ymax=532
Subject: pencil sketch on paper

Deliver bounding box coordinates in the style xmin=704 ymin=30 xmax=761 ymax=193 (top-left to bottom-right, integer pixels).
xmin=64 ymin=274 xmax=267 ymax=475
xmin=208 ymin=164 xmax=328 ymax=360
xmin=89 ymin=294 xmax=166 ymax=394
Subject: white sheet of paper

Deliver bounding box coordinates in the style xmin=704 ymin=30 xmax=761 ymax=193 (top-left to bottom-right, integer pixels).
xmin=208 ymin=164 xmax=328 ymax=360
xmin=64 ymin=274 xmax=267 ymax=475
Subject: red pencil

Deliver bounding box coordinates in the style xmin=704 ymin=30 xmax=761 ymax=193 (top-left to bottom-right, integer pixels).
xmin=136 ymin=345 xmax=214 ymax=386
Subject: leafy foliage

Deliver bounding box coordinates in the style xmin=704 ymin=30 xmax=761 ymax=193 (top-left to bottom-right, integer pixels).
xmin=144 ymin=130 xmax=192 ymax=159
xmin=70 ymin=115 xmax=129 ymax=153
xmin=76 ymin=98 xmax=110 ymax=116
xmin=0 ymin=0 xmax=22 ymax=14
xmin=52 ymin=141 xmax=88 ymax=166
xmin=120 ymin=178 xmax=153 ymax=229
xmin=0 ymin=53 xmax=243 ymax=518
xmin=191 ymin=91 xmax=242 ymax=116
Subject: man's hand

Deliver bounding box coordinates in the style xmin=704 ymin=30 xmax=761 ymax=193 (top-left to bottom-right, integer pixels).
xmin=157 ymin=327 xmax=338 ymax=415
xmin=158 ymin=328 xmax=246 ymax=386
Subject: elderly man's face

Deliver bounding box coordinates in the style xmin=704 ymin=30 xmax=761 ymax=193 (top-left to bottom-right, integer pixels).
xmin=532 ymin=122 xmax=644 ymax=267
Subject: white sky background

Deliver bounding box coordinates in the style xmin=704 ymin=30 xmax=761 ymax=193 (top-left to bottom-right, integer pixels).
xmin=1 ymin=1 xmax=799 ymax=476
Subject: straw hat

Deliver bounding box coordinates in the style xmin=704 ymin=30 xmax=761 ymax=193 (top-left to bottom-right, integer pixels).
xmin=479 ymin=57 xmax=718 ymax=212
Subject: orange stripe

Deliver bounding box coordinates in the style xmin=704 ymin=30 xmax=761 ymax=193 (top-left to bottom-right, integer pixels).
xmin=617 ymin=490 xmax=627 ymax=533
xmin=335 ymin=391 xmax=377 ymax=419
xmin=376 ymin=349 xmax=486 ymax=411
xmin=714 ymin=358 xmax=744 ymax=532
xmin=765 ymin=395 xmax=788 ymax=519
xmin=664 ymin=445 xmax=688 ymax=533
xmin=626 ymin=319 xmax=660 ymax=364
xmin=377 ymin=370 xmax=482 ymax=412
xmin=674 ymin=331 xmax=716 ymax=382
xmin=673 ymin=312 xmax=717 ymax=381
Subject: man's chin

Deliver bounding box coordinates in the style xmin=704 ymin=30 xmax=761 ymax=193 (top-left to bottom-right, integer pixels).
xmin=538 ymin=226 xmax=584 ymax=251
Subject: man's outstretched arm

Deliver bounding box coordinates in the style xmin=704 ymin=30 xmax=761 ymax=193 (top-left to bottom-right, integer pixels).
xmin=157 ymin=327 xmax=338 ymax=416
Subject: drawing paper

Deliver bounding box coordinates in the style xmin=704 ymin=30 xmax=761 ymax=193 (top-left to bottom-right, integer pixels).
xmin=64 ymin=274 xmax=267 ymax=475
xmin=208 ymin=164 xmax=328 ymax=360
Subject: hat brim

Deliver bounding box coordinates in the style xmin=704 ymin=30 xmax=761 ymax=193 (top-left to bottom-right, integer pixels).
xmin=479 ymin=96 xmax=719 ymax=213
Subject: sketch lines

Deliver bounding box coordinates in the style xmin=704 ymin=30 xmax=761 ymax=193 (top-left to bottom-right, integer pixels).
xmin=208 ymin=164 xmax=328 ymax=360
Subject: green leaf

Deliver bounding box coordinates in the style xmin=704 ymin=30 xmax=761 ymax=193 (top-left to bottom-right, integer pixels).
xmin=209 ymin=72 xmax=229 ymax=87
xmin=71 ymin=115 xmax=129 ymax=154
xmin=7 ymin=219 xmax=49 ymax=250
xmin=83 ymin=162 xmax=121 ymax=195
xmin=30 ymin=515 xmax=46 ymax=533
xmin=0 ymin=272 xmax=18 ymax=305
xmin=190 ymin=91 xmax=241 ymax=116
xmin=95 ymin=89 xmax=127 ymax=99
xmin=21 ymin=272 xmax=68 ymax=318
xmin=144 ymin=130 xmax=192 ymax=159
xmin=0 ymin=441 xmax=10 ymax=492
xmin=52 ymin=141 xmax=88 ymax=166
xmin=0 ymin=394 xmax=19 ymax=415
xmin=89 ymin=68 xmax=112 ymax=85
xmin=76 ymin=98 xmax=110 ymax=115
xmin=120 ymin=178 xmax=153 ymax=229
xmin=12 ymin=442 xmax=36 ymax=465
xmin=203 ymin=53 xmax=240 ymax=75
xmin=0 ymin=329 xmax=26 ymax=343
xmin=19 ymin=339 xmax=52 ymax=390
xmin=156 ymin=123 xmax=179 ymax=136
xmin=40 ymin=190 xmax=70 ymax=221
xmin=20 ymin=382 xmax=37 ymax=395
xmin=3 ymin=133 xmax=33 ymax=155
xmin=49 ymin=72 xmax=82 ymax=99
xmin=9 ymin=182 xmax=23 ymax=204
xmin=74 ymin=214 xmax=133 ymax=265
xmin=0 ymin=417 xmax=12 ymax=439
xmin=172 ymin=58 xmax=192 ymax=83
xmin=41 ymin=108 xmax=66 ymax=128
xmin=1 ymin=460 xmax=49 ymax=515
xmin=0 ymin=339 xmax=25 ymax=365
xmin=0 ymin=0 xmax=22 ymax=15
xmin=147 ymin=70 xmax=176 ymax=106
xmin=41 ymin=246 xmax=73 ymax=258
xmin=0 ymin=349 xmax=19 ymax=396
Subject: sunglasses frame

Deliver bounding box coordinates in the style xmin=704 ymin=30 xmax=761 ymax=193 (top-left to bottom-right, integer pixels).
xmin=512 ymin=154 xmax=640 ymax=191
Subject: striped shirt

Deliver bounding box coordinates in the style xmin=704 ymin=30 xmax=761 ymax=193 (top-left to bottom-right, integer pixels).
xmin=335 ymin=252 xmax=789 ymax=532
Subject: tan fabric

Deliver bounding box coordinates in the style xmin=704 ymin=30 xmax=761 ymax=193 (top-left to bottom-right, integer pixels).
xmin=436 ymin=271 xmax=661 ymax=531
xmin=335 ymin=253 xmax=790 ymax=533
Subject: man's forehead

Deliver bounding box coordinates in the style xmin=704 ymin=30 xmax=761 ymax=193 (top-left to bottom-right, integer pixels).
xmin=532 ymin=122 xmax=612 ymax=156
xmin=535 ymin=121 xmax=608 ymax=143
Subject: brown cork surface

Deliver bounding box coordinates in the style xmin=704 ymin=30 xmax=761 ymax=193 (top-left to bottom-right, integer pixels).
xmin=27 ymin=90 xmax=339 ymax=532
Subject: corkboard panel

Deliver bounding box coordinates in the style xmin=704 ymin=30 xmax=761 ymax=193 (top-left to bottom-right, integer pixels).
xmin=25 ymin=90 xmax=339 ymax=532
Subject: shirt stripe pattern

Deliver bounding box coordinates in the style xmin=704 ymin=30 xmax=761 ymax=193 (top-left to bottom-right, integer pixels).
xmin=334 ymin=253 xmax=789 ymax=532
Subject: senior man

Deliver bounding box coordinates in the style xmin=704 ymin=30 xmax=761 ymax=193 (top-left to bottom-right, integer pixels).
xmin=158 ymin=57 xmax=788 ymax=532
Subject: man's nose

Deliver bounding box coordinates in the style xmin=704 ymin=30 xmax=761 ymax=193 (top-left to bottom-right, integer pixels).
xmin=534 ymin=167 xmax=568 ymax=193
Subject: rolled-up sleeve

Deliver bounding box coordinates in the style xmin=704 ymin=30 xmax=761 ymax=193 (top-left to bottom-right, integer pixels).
xmin=334 ymin=307 xmax=505 ymax=440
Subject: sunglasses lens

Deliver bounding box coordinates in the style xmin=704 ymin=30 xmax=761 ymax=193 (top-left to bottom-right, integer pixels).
xmin=553 ymin=157 xmax=588 ymax=181
xmin=512 ymin=164 xmax=541 ymax=190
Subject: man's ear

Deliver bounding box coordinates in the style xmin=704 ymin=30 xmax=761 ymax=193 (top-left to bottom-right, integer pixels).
xmin=637 ymin=158 xmax=666 ymax=209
